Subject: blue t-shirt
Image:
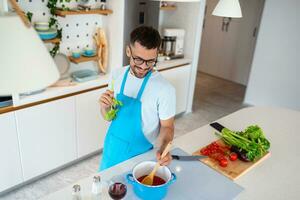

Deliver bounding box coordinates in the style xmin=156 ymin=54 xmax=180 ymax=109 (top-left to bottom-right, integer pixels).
xmin=109 ymin=66 xmax=176 ymax=144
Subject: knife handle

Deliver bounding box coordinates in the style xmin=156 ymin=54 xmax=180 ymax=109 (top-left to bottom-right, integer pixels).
xmin=171 ymin=155 xmax=179 ymax=160
xmin=210 ymin=122 xmax=226 ymax=132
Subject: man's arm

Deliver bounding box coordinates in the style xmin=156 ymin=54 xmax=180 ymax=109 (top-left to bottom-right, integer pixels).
xmin=156 ymin=117 xmax=174 ymax=166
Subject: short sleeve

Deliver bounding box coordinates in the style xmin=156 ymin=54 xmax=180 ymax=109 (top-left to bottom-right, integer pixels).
xmin=158 ymin=85 xmax=176 ymax=120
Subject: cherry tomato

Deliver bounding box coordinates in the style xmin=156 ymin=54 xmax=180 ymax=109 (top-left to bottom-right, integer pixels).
xmin=229 ymin=152 xmax=238 ymax=161
xmin=219 ymin=158 xmax=228 ymax=167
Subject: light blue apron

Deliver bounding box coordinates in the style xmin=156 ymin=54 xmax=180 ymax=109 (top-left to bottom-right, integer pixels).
xmin=99 ymin=67 xmax=153 ymax=171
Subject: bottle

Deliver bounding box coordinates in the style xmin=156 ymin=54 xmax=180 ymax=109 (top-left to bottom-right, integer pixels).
xmin=100 ymin=0 xmax=106 ymax=10
xmin=91 ymin=175 xmax=102 ymax=199
xmin=72 ymin=184 xmax=82 ymax=200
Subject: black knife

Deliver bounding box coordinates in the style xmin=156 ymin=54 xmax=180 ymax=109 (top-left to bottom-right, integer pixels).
xmin=210 ymin=122 xmax=226 ymax=132
xmin=171 ymin=155 xmax=207 ymax=161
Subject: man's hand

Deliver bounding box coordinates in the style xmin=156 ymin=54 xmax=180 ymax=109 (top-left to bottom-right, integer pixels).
xmin=99 ymin=90 xmax=114 ymax=119
xmin=156 ymin=117 xmax=174 ymax=166
xmin=99 ymin=90 xmax=114 ymax=109
xmin=156 ymin=150 xmax=172 ymax=166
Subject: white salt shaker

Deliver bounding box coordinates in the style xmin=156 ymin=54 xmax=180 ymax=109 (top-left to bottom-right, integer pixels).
xmin=92 ymin=175 xmax=102 ymax=199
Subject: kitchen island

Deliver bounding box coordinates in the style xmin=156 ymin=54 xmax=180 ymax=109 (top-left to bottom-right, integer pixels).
xmin=41 ymin=107 xmax=300 ymax=200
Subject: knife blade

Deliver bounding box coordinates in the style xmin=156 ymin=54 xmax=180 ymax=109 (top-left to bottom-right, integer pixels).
xmin=171 ymin=155 xmax=207 ymax=161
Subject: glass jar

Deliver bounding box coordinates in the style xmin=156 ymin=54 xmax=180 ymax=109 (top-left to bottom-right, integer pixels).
xmin=72 ymin=184 xmax=82 ymax=200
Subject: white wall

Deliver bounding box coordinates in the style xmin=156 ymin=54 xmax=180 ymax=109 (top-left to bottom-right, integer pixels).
xmin=123 ymin=0 xmax=160 ymax=66
xmin=159 ymin=1 xmax=206 ymax=113
xmin=244 ymin=0 xmax=300 ymax=110
xmin=123 ymin=0 xmax=140 ymax=65
xmin=198 ymin=0 xmax=264 ymax=85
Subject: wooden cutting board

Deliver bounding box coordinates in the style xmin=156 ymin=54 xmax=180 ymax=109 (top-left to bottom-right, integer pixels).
xmin=193 ymin=140 xmax=271 ymax=180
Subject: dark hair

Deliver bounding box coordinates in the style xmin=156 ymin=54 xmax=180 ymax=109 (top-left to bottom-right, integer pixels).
xmin=130 ymin=26 xmax=161 ymax=49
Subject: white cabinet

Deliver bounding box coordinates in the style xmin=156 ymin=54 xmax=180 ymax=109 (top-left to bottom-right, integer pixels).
xmin=15 ymin=97 xmax=77 ymax=180
xmin=76 ymin=88 xmax=109 ymax=158
xmin=0 ymin=112 xmax=23 ymax=192
xmin=161 ymin=65 xmax=191 ymax=115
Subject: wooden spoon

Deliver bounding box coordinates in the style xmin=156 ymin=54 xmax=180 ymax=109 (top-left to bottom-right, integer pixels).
xmin=141 ymin=142 xmax=172 ymax=186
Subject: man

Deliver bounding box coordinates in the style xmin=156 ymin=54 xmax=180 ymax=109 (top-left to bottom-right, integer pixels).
xmin=99 ymin=26 xmax=175 ymax=171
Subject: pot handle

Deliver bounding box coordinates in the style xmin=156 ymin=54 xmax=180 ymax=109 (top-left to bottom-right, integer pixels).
xmin=126 ymin=173 xmax=136 ymax=185
xmin=167 ymin=173 xmax=177 ymax=186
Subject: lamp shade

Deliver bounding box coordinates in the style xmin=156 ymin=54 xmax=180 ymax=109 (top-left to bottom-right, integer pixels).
xmin=212 ymin=0 xmax=242 ymax=18
xmin=0 ymin=13 xmax=59 ymax=95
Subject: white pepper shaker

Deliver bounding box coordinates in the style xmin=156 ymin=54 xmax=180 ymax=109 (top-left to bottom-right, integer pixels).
xmin=92 ymin=175 xmax=102 ymax=199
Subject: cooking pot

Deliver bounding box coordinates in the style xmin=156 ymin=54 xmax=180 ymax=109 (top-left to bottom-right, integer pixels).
xmin=126 ymin=161 xmax=176 ymax=200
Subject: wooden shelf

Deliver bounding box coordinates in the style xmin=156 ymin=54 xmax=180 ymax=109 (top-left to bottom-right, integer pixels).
xmin=43 ymin=37 xmax=61 ymax=44
xmin=0 ymin=106 xmax=14 ymax=115
xmin=55 ymin=9 xmax=113 ymax=17
xmin=160 ymin=6 xmax=177 ymax=11
xmin=68 ymin=55 xmax=98 ymax=64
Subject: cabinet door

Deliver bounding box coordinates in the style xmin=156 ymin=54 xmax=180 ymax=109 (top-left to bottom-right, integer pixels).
xmin=15 ymin=97 xmax=77 ymax=180
xmin=161 ymin=65 xmax=191 ymax=114
xmin=0 ymin=112 xmax=23 ymax=192
xmin=76 ymin=88 xmax=109 ymax=158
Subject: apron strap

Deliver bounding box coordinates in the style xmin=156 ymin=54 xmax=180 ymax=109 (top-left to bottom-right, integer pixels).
xmin=120 ymin=67 xmax=130 ymax=95
xmin=120 ymin=66 xmax=152 ymax=100
xmin=136 ymin=70 xmax=152 ymax=101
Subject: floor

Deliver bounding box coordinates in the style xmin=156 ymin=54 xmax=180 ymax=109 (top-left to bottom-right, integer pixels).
xmin=1 ymin=72 xmax=247 ymax=200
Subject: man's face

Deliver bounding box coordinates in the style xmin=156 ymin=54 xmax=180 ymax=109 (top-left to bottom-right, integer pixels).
xmin=127 ymin=42 xmax=158 ymax=78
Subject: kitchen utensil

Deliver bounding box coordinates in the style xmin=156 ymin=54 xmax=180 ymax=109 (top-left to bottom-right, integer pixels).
xmin=82 ymin=52 xmax=96 ymax=57
xmin=71 ymin=69 xmax=98 ymax=83
xmin=161 ymin=36 xmax=176 ymax=56
xmin=84 ymin=48 xmax=96 ymax=56
xmin=210 ymin=122 xmax=226 ymax=132
xmin=171 ymin=155 xmax=207 ymax=161
xmin=161 ymin=29 xmax=185 ymax=59
xmin=53 ymin=53 xmax=70 ymax=79
xmin=72 ymin=51 xmax=81 ymax=58
xmin=126 ymin=161 xmax=176 ymax=200
xmin=34 ymin=22 xmax=50 ymax=31
xmin=37 ymin=28 xmax=57 ymax=40
xmin=141 ymin=142 xmax=172 ymax=185
xmin=93 ymin=28 xmax=108 ymax=73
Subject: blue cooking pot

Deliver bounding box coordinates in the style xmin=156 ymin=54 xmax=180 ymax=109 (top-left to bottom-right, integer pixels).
xmin=126 ymin=161 xmax=177 ymax=200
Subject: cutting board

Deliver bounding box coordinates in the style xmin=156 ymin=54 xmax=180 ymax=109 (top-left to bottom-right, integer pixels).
xmin=116 ymin=148 xmax=243 ymax=200
xmin=193 ymin=139 xmax=271 ymax=180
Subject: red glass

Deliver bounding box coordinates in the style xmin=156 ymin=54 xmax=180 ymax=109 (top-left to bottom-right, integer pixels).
xmin=108 ymin=182 xmax=127 ymax=200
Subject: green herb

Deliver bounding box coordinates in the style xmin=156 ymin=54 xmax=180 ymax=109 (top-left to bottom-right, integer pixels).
xmin=104 ymin=80 xmax=123 ymax=121
xmin=26 ymin=12 xmax=33 ymax=22
xmin=104 ymin=98 xmax=123 ymax=121
xmin=50 ymin=43 xmax=60 ymax=57
xmin=216 ymin=125 xmax=270 ymax=161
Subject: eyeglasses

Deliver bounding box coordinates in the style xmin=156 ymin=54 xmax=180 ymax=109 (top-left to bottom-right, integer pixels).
xmin=129 ymin=46 xmax=157 ymax=68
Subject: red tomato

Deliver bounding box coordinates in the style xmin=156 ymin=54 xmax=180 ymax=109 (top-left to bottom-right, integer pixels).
xmin=229 ymin=152 xmax=238 ymax=161
xmin=219 ymin=158 xmax=228 ymax=167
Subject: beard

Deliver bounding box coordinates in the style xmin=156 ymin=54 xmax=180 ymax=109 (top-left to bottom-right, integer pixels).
xmin=129 ymin=64 xmax=152 ymax=78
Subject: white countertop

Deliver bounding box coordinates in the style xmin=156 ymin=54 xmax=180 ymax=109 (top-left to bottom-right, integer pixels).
xmin=14 ymin=58 xmax=192 ymax=106
xmin=40 ymin=106 xmax=300 ymax=200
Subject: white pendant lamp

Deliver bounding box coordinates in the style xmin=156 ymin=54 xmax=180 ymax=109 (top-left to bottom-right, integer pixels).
xmin=0 ymin=13 xmax=59 ymax=95
xmin=212 ymin=0 xmax=242 ymax=18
